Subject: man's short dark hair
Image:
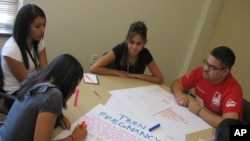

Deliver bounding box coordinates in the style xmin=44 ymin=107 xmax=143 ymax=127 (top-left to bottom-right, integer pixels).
xmin=210 ymin=46 xmax=235 ymax=69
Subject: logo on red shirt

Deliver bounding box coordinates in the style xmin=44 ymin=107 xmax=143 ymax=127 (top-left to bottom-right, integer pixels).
xmin=226 ymin=99 xmax=236 ymax=107
xmin=211 ymin=91 xmax=221 ymax=107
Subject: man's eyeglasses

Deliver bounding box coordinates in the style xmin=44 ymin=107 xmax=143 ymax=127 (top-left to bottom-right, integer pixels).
xmin=203 ymin=59 xmax=225 ymax=71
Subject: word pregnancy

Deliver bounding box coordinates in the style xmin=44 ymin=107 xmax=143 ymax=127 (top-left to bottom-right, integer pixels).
xmin=97 ymin=112 xmax=161 ymax=141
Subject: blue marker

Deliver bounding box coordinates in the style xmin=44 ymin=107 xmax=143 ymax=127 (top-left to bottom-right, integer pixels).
xmin=148 ymin=123 xmax=161 ymax=132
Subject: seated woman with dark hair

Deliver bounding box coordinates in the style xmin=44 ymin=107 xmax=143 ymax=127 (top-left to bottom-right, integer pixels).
xmin=90 ymin=21 xmax=164 ymax=84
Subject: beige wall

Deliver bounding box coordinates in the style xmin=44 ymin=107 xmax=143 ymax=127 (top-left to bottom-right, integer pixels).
xmin=4 ymin=0 xmax=242 ymax=94
xmin=205 ymin=0 xmax=250 ymax=101
xmin=1 ymin=0 xmax=222 ymax=86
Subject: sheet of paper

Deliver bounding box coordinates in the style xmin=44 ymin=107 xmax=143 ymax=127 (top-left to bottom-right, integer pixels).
xmin=106 ymin=96 xmax=187 ymax=141
xmin=149 ymin=103 xmax=211 ymax=138
xmin=109 ymin=85 xmax=212 ymax=138
xmin=109 ymin=85 xmax=173 ymax=115
xmin=83 ymin=73 xmax=99 ymax=84
xmin=53 ymin=104 xmax=166 ymax=141
xmin=105 ymin=96 xmax=168 ymax=140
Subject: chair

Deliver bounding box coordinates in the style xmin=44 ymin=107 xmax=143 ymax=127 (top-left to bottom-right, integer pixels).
xmin=243 ymin=98 xmax=250 ymax=124
xmin=0 ymin=56 xmax=16 ymax=126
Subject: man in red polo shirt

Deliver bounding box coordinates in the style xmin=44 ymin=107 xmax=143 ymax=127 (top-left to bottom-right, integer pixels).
xmin=171 ymin=46 xmax=243 ymax=128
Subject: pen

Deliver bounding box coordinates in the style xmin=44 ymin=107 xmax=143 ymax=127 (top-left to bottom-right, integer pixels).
xmin=79 ymin=121 xmax=86 ymax=128
xmin=85 ymin=74 xmax=93 ymax=83
xmin=148 ymin=123 xmax=161 ymax=132
xmin=92 ymin=89 xmax=101 ymax=98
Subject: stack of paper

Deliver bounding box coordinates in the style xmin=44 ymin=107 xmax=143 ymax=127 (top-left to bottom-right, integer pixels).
xmin=54 ymin=85 xmax=211 ymax=141
xmin=108 ymin=85 xmax=211 ymax=140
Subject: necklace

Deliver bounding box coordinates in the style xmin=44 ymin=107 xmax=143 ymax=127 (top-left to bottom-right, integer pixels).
xmin=27 ymin=47 xmax=39 ymax=71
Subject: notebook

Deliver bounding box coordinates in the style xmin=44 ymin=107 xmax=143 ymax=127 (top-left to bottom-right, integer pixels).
xmin=83 ymin=73 xmax=99 ymax=84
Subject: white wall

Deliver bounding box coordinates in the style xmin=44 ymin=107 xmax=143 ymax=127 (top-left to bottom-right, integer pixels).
xmin=1 ymin=0 xmax=223 ymax=86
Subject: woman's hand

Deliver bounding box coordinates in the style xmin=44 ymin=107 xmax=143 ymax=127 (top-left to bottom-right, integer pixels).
xmin=60 ymin=116 xmax=71 ymax=130
xmin=71 ymin=123 xmax=88 ymax=141
xmin=116 ymin=70 xmax=131 ymax=78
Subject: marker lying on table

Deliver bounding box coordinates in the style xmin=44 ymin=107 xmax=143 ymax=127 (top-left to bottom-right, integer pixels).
xmin=79 ymin=121 xmax=86 ymax=128
xmin=92 ymin=89 xmax=101 ymax=98
xmin=73 ymin=89 xmax=80 ymax=107
xmin=148 ymin=123 xmax=161 ymax=132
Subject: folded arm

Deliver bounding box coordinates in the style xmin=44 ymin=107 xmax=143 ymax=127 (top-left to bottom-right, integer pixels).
xmin=171 ymin=78 xmax=189 ymax=106
xmin=90 ymin=51 xmax=121 ymax=76
xmin=171 ymin=78 xmax=239 ymax=128
xmin=128 ymin=60 xmax=164 ymax=84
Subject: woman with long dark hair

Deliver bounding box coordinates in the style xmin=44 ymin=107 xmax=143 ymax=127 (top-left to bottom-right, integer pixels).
xmin=0 ymin=54 xmax=88 ymax=141
xmin=90 ymin=21 xmax=164 ymax=84
xmin=1 ymin=4 xmax=48 ymax=95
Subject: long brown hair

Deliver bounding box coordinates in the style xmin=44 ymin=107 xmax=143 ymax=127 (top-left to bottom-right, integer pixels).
xmin=13 ymin=4 xmax=46 ymax=69
xmin=120 ymin=21 xmax=147 ymax=68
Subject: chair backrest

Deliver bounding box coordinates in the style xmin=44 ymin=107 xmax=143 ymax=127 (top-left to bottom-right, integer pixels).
xmin=0 ymin=55 xmax=16 ymax=101
xmin=0 ymin=56 xmax=5 ymax=92
xmin=0 ymin=56 xmax=15 ymax=116
xmin=243 ymin=99 xmax=250 ymax=124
